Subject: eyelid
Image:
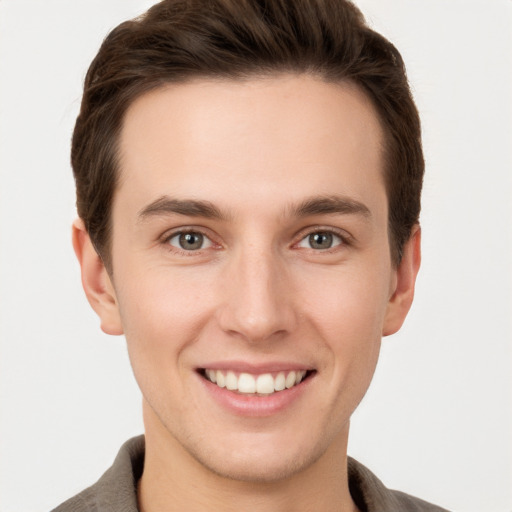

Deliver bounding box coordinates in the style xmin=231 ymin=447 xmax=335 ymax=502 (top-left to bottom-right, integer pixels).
xmin=293 ymin=225 xmax=353 ymax=249
xmin=157 ymin=224 xmax=352 ymax=254
xmin=168 ymin=232 xmax=213 ymax=250
xmin=160 ymin=226 xmax=221 ymax=253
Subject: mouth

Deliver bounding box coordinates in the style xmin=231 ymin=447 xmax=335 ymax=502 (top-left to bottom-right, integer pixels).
xmin=199 ymin=368 xmax=315 ymax=396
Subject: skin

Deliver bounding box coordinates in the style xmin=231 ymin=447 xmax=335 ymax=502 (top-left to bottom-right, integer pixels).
xmin=73 ymin=75 xmax=421 ymax=512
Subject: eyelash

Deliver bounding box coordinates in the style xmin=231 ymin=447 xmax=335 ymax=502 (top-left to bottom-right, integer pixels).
xmin=161 ymin=228 xmax=219 ymax=255
xmin=160 ymin=226 xmax=352 ymax=255
xmin=294 ymin=226 xmax=352 ymax=252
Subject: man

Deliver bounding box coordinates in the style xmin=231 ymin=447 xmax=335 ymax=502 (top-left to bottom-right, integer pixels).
xmin=53 ymin=0 xmax=448 ymax=510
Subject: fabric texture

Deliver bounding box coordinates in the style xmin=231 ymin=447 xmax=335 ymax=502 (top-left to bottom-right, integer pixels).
xmin=52 ymin=436 xmax=449 ymax=512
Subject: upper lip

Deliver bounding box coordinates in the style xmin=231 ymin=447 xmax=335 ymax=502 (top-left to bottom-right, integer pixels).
xmin=197 ymin=361 xmax=314 ymax=373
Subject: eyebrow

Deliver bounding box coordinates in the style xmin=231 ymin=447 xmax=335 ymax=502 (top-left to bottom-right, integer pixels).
xmin=290 ymin=195 xmax=372 ymax=219
xmin=137 ymin=196 xmax=227 ymax=222
xmin=137 ymin=194 xmax=371 ymax=223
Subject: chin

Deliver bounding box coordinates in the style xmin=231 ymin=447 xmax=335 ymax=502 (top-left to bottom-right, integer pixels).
xmin=186 ymin=433 xmax=328 ymax=483
xmin=196 ymin=452 xmax=313 ymax=483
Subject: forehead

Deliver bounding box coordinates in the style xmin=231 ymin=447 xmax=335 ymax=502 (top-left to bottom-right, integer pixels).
xmin=116 ymin=75 xmax=386 ymax=217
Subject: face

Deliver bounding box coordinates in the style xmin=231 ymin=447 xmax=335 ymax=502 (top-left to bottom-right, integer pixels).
xmin=77 ymin=75 xmax=419 ymax=482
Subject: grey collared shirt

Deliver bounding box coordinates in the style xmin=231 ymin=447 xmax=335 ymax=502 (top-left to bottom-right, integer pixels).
xmin=51 ymin=436 xmax=449 ymax=512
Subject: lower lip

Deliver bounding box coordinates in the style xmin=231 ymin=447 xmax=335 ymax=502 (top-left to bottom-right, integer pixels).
xmin=199 ymin=373 xmax=313 ymax=417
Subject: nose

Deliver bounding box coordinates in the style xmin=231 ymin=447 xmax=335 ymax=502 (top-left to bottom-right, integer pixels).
xmin=216 ymin=244 xmax=297 ymax=343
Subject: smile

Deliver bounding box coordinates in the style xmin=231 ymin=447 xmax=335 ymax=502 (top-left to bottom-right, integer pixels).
xmin=201 ymin=369 xmax=312 ymax=395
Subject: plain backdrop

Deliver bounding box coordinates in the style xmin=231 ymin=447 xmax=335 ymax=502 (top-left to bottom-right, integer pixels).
xmin=0 ymin=1 xmax=511 ymax=511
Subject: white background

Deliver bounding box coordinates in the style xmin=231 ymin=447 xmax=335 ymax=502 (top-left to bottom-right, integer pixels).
xmin=0 ymin=1 xmax=511 ymax=511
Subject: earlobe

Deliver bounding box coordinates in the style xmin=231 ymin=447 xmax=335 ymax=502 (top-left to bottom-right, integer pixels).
xmin=382 ymin=225 xmax=421 ymax=337
xmin=72 ymin=219 xmax=124 ymax=336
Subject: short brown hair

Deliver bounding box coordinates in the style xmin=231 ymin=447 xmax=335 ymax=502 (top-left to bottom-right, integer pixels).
xmin=72 ymin=0 xmax=423 ymax=269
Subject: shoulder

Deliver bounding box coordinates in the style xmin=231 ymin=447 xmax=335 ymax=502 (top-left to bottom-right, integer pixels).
xmin=51 ymin=436 xmax=144 ymax=512
xmin=386 ymin=489 xmax=451 ymax=512
xmin=348 ymin=457 xmax=450 ymax=512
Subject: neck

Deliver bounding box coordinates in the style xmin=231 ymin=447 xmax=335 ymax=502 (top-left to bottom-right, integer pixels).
xmin=138 ymin=403 xmax=358 ymax=512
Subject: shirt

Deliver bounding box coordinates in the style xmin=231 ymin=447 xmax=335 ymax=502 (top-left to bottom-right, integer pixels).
xmin=51 ymin=436 xmax=449 ymax=512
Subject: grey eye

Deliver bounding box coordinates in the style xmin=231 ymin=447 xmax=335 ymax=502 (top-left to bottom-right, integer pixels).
xmin=298 ymin=232 xmax=342 ymax=250
xmin=168 ymin=232 xmax=212 ymax=251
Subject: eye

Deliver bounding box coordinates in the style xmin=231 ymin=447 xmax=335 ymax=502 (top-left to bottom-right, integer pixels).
xmin=167 ymin=231 xmax=213 ymax=251
xmin=297 ymin=231 xmax=344 ymax=250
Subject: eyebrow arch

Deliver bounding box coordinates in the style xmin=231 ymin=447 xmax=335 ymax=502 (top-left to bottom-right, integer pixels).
xmin=137 ymin=194 xmax=370 ymax=223
xmin=137 ymin=196 xmax=228 ymax=222
xmin=291 ymin=195 xmax=372 ymax=219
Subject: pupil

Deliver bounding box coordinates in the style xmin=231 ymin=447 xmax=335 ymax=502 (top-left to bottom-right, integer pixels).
xmin=179 ymin=232 xmax=203 ymax=250
xmin=310 ymin=232 xmax=332 ymax=249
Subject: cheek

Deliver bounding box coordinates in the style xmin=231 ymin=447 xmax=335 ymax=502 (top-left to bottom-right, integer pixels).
xmin=114 ymin=268 xmax=218 ymax=380
xmin=300 ymin=262 xmax=390 ymax=332
xmin=296 ymin=264 xmax=389 ymax=373
xmin=117 ymin=265 xmax=216 ymax=333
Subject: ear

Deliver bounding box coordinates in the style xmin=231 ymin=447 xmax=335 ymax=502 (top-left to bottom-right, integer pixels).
xmin=72 ymin=219 xmax=123 ymax=335
xmin=382 ymin=225 xmax=421 ymax=337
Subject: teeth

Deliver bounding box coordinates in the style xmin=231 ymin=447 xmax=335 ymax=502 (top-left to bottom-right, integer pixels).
xmin=204 ymin=369 xmax=309 ymax=395
xmin=256 ymin=374 xmax=274 ymax=394
xmin=285 ymin=371 xmax=296 ymax=389
xmin=216 ymin=370 xmax=226 ymax=388
xmin=238 ymin=373 xmax=256 ymax=393
xmin=274 ymin=372 xmax=286 ymax=391
xmin=225 ymin=371 xmax=237 ymax=390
